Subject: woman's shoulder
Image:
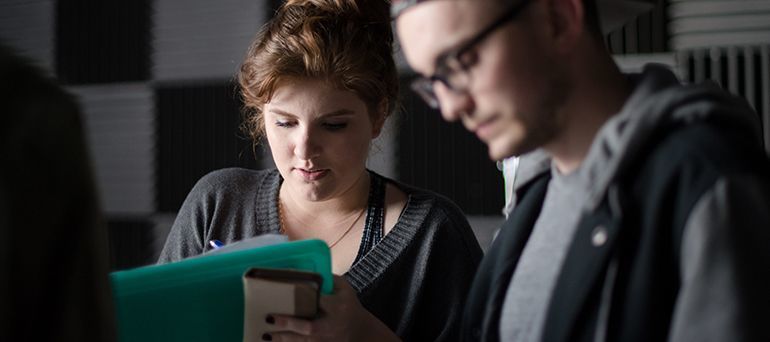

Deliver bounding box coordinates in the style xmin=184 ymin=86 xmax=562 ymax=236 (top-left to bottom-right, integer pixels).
xmin=192 ymin=168 xmax=280 ymax=195
xmin=198 ymin=167 xmax=277 ymax=183
xmin=369 ymin=171 xmax=483 ymax=275
xmin=372 ymin=171 xmax=469 ymax=228
xmin=381 ymin=173 xmax=462 ymax=210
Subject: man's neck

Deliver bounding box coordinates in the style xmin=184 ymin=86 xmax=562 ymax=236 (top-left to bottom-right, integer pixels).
xmin=546 ymin=51 xmax=631 ymax=175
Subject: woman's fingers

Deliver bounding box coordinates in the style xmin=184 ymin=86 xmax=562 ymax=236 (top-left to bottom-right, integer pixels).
xmin=263 ymin=331 xmax=309 ymax=342
xmin=269 ymin=314 xmax=316 ymax=335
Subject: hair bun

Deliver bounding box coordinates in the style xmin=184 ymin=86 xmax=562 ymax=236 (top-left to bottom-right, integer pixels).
xmin=282 ymin=0 xmax=390 ymax=25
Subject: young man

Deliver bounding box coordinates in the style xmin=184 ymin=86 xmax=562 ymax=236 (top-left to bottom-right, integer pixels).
xmin=394 ymin=0 xmax=770 ymax=341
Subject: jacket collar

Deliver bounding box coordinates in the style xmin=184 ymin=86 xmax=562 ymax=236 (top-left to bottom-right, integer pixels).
xmin=509 ymin=64 xmax=759 ymax=215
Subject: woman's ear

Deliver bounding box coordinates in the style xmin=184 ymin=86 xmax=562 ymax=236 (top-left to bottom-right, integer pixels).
xmin=371 ymin=99 xmax=389 ymax=138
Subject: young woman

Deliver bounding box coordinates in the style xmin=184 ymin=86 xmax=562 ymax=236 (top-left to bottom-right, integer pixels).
xmin=158 ymin=0 xmax=482 ymax=340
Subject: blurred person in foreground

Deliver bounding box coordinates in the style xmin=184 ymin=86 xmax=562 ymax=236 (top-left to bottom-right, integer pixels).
xmin=0 ymin=43 xmax=115 ymax=341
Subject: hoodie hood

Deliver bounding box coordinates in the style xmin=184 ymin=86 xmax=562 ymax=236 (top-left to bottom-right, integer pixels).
xmin=505 ymin=64 xmax=762 ymax=215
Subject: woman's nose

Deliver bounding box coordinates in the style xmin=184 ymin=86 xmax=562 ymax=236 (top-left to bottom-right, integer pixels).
xmin=293 ymin=127 xmax=321 ymax=160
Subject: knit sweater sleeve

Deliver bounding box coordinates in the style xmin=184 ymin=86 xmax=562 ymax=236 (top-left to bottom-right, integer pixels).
xmin=157 ymin=168 xmax=276 ymax=264
xmin=157 ymin=172 xmax=220 ymax=263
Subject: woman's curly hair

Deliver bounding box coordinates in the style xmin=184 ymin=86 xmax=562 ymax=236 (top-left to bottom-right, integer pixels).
xmin=238 ymin=0 xmax=398 ymax=143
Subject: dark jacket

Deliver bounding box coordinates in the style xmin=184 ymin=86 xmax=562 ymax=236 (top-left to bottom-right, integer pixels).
xmin=462 ymin=65 xmax=770 ymax=341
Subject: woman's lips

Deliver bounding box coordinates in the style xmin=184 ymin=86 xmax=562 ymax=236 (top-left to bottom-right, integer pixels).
xmin=295 ymin=168 xmax=329 ymax=181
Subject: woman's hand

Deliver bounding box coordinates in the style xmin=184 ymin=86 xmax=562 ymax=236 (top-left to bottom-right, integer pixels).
xmin=264 ymin=275 xmax=400 ymax=342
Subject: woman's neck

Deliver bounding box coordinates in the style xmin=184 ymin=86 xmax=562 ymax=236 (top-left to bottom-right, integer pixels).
xmin=279 ymin=170 xmax=370 ymax=227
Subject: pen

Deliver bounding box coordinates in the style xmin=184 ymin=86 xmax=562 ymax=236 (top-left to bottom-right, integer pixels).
xmin=209 ymin=240 xmax=224 ymax=249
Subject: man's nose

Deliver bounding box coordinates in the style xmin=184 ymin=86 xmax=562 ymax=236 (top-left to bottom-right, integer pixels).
xmin=434 ymin=83 xmax=475 ymax=122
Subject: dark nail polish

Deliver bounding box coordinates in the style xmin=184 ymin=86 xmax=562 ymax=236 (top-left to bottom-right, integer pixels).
xmin=262 ymin=333 xmax=272 ymax=341
xmin=265 ymin=315 xmax=275 ymax=324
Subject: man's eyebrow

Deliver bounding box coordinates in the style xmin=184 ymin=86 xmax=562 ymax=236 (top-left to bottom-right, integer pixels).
xmin=430 ymin=34 xmax=472 ymax=76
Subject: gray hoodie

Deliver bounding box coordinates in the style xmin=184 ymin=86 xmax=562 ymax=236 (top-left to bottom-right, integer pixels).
xmin=503 ymin=64 xmax=770 ymax=341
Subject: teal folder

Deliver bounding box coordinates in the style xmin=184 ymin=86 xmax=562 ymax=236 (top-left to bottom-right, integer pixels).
xmin=110 ymin=238 xmax=332 ymax=342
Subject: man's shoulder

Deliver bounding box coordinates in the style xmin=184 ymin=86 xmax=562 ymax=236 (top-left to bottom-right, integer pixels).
xmin=618 ymin=119 xmax=770 ymax=220
xmin=623 ymin=76 xmax=765 ymax=182
xmin=647 ymin=120 xmax=764 ymax=175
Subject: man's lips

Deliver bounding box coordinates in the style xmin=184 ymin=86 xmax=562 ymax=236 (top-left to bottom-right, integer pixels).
xmin=294 ymin=168 xmax=329 ymax=181
xmin=470 ymin=115 xmax=499 ymax=140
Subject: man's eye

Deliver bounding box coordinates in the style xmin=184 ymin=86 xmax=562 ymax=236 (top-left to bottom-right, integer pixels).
xmin=457 ymin=49 xmax=479 ymax=69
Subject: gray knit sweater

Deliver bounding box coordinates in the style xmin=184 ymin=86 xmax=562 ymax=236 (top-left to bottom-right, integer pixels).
xmin=158 ymin=168 xmax=482 ymax=341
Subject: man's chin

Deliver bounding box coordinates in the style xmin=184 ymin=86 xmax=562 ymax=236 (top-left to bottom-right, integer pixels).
xmin=487 ymin=142 xmax=517 ymax=161
xmin=487 ymin=138 xmax=535 ymax=161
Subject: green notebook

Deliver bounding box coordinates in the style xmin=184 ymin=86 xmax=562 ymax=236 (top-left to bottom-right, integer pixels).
xmin=110 ymin=238 xmax=332 ymax=342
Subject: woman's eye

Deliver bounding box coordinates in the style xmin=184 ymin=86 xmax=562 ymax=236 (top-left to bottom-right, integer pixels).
xmin=275 ymin=120 xmax=296 ymax=128
xmin=323 ymin=122 xmax=347 ymax=131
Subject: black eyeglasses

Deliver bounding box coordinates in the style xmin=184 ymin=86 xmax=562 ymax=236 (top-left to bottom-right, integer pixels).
xmin=410 ymin=0 xmax=533 ymax=109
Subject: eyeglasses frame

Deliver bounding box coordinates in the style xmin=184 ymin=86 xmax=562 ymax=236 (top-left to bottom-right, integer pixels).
xmin=409 ymin=0 xmax=534 ymax=109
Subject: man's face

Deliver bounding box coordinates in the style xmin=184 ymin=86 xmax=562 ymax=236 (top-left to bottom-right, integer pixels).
xmin=396 ymin=0 xmax=569 ymax=160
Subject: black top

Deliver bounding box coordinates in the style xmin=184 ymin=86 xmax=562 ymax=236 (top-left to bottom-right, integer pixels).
xmin=353 ymin=170 xmax=386 ymax=265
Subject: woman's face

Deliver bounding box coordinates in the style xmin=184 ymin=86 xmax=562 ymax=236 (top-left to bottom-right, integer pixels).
xmin=264 ymin=78 xmax=384 ymax=202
